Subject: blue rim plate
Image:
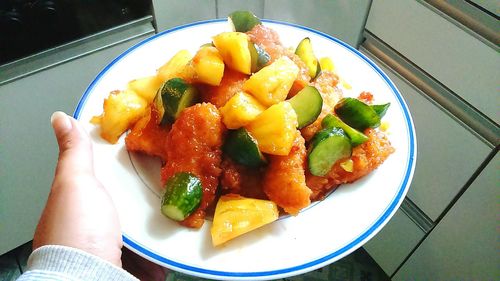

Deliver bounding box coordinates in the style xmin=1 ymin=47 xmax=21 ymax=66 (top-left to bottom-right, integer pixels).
xmin=75 ymin=19 xmax=416 ymax=280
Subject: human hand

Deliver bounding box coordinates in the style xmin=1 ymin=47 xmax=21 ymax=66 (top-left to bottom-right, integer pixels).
xmin=33 ymin=111 xmax=123 ymax=267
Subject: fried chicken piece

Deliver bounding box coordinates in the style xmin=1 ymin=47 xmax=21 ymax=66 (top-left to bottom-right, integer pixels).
xmin=160 ymin=103 xmax=225 ymax=228
xmin=306 ymin=128 xmax=395 ymax=200
xmin=262 ymin=131 xmax=311 ymax=215
xmin=220 ymin=157 xmax=267 ymax=200
xmin=198 ymin=68 xmax=247 ymax=108
xmin=125 ymin=106 xmax=170 ymax=161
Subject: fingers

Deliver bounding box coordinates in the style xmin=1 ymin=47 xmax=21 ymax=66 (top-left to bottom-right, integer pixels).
xmin=51 ymin=111 xmax=94 ymax=177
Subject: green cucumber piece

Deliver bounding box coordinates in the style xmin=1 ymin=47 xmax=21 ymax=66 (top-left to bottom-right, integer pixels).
xmin=295 ymin=37 xmax=321 ymax=79
xmin=334 ymin=97 xmax=381 ymax=131
xmin=223 ymin=128 xmax=266 ymax=167
xmin=157 ymin=78 xmax=200 ymax=125
xmin=308 ymin=127 xmax=352 ymax=176
xmin=371 ymin=102 xmax=390 ymax=118
xmin=228 ymin=10 xmax=262 ymax=32
xmin=161 ymin=172 xmax=203 ymax=221
xmin=288 ymin=85 xmax=323 ymax=129
xmin=249 ymin=42 xmax=270 ymax=73
xmin=321 ymin=114 xmax=369 ymax=146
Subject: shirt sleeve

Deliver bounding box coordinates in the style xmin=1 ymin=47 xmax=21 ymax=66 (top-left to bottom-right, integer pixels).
xmin=17 ymin=245 xmax=138 ymax=281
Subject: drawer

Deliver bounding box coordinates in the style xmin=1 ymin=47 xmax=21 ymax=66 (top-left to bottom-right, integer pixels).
xmin=364 ymin=207 xmax=425 ymax=276
xmin=360 ymin=49 xmax=491 ymax=222
xmin=366 ymin=0 xmax=499 ymax=123
xmin=0 ymin=32 xmax=152 ymax=255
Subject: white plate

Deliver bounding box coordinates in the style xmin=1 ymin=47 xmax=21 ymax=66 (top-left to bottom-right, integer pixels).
xmin=75 ymin=19 xmax=416 ymax=280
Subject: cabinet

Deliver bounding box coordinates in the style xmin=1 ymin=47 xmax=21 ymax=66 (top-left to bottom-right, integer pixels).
xmin=0 ymin=22 xmax=154 ymax=255
xmin=393 ymin=153 xmax=499 ymax=280
xmin=361 ymin=0 xmax=499 ymax=277
xmin=152 ymin=0 xmax=371 ymax=48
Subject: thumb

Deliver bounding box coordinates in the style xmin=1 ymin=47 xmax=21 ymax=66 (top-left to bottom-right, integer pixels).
xmin=51 ymin=111 xmax=94 ymax=177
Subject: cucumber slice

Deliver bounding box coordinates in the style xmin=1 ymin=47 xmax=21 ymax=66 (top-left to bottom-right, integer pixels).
xmin=321 ymin=114 xmax=369 ymax=146
xmin=295 ymin=37 xmax=321 ymax=79
xmin=223 ymin=128 xmax=266 ymax=167
xmin=161 ymin=172 xmax=203 ymax=221
xmin=249 ymin=42 xmax=270 ymax=73
xmin=308 ymin=127 xmax=352 ymax=176
xmin=228 ymin=10 xmax=262 ymax=32
xmin=371 ymin=102 xmax=390 ymax=118
xmin=157 ymin=78 xmax=200 ymax=124
xmin=334 ymin=97 xmax=381 ymax=131
xmin=288 ymin=85 xmax=323 ymax=129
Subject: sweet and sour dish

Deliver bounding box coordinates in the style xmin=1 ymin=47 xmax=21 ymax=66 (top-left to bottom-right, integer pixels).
xmin=91 ymin=11 xmax=394 ymax=246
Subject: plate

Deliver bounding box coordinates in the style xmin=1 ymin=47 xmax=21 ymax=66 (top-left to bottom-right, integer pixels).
xmin=75 ymin=19 xmax=416 ymax=280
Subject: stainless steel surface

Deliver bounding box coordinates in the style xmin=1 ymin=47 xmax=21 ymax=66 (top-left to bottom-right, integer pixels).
xmin=0 ymin=16 xmax=155 ymax=86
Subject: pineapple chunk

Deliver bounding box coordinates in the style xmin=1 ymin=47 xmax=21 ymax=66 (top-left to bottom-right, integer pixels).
xmin=192 ymin=46 xmax=224 ymax=86
xmin=245 ymin=101 xmax=298 ymax=155
xmin=157 ymin=49 xmax=194 ymax=83
xmin=243 ymin=56 xmax=299 ymax=107
xmin=319 ymin=57 xmax=335 ymax=72
xmin=92 ymin=89 xmax=147 ymax=144
xmin=212 ymin=32 xmax=252 ymax=74
xmin=220 ymin=91 xmax=266 ymax=129
xmin=211 ymin=194 xmax=278 ymax=246
xmin=127 ymin=75 xmax=162 ymax=104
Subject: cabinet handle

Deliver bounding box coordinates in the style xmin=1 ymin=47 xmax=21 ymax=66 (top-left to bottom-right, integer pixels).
xmin=361 ymin=31 xmax=500 ymax=147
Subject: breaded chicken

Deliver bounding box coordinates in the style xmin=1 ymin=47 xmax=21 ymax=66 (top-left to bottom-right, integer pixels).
xmin=220 ymin=158 xmax=267 ymax=200
xmin=262 ymin=131 xmax=311 ymax=215
xmin=125 ymin=106 xmax=170 ymax=161
xmin=199 ymin=68 xmax=248 ymax=108
xmin=160 ymin=103 xmax=225 ymax=228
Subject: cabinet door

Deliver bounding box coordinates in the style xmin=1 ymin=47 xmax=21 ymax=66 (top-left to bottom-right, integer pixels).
xmin=361 ymin=50 xmax=491 ymax=222
xmin=152 ymin=0 xmax=216 ymax=31
xmin=217 ymin=0 xmax=264 ymax=18
xmin=393 ymin=152 xmax=499 ymax=280
xmin=263 ymin=0 xmax=371 ymax=47
xmin=366 ymin=0 xmax=500 ymax=123
xmin=0 ymin=35 xmax=149 ymax=255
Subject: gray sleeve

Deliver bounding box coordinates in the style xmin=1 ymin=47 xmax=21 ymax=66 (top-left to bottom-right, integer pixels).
xmin=17 ymin=245 xmax=138 ymax=281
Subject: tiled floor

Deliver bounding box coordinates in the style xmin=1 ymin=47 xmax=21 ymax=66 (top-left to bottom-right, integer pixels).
xmin=1 ymin=241 xmax=389 ymax=281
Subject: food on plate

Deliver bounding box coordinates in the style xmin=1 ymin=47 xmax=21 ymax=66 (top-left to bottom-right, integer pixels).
xmin=160 ymin=103 xmax=225 ymax=228
xmin=288 ymin=85 xmax=323 ymax=129
xmin=211 ymin=194 xmax=278 ymax=246
xmin=161 ymin=172 xmax=203 ymax=221
xmin=91 ymin=11 xmax=394 ymax=245
xmin=295 ymin=37 xmax=321 ymax=79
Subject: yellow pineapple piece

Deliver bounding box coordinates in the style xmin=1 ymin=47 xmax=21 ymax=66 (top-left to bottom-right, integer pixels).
xmin=211 ymin=194 xmax=278 ymax=246
xmin=92 ymin=89 xmax=147 ymax=144
xmin=127 ymin=75 xmax=162 ymax=104
xmin=319 ymin=57 xmax=335 ymax=72
xmin=243 ymin=56 xmax=299 ymax=107
xmin=245 ymin=101 xmax=298 ymax=155
xmin=212 ymin=32 xmax=252 ymax=74
xmin=192 ymin=46 xmax=225 ymax=86
xmin=157 ymin=49 xmax=193 ymax=83
xmin=220 ymin=91 xmax=266 ymax=129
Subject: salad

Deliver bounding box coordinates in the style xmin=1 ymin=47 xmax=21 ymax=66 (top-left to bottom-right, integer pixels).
xmin=91 ymin=11 xmax=394 ymax=247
